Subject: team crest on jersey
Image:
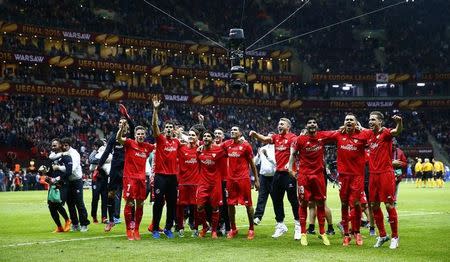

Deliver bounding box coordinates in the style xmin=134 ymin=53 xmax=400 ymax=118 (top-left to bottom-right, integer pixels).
xmin=353 ymin=139 xmax=358 ymax=143
xmin=212 ymin=153 xmax=216 ymax=158
xmin=239 ymin=146 xmax=243 ymax=150
xmin=284 ymin=139 xmax=288 ymax=144
xmin=342 ymin=138 xmax=346 ymax=141
xmin=376 ymin=135 xmax=380 ymax=139
xmin=306 ymin=141 xmax=310 ymax=145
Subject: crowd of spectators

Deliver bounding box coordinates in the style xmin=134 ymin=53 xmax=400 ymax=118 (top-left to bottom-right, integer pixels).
xmin=2 ymin=0 xmax=449 ymax=74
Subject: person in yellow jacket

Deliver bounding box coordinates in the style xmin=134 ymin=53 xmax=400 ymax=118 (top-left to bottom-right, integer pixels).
xmin=415 ymin=158 xmax=423 ymax=188
xmin=422 ymin=158 xmax=434 ymax=188
xmin=432 ymin=159 xmax=445 ymax=188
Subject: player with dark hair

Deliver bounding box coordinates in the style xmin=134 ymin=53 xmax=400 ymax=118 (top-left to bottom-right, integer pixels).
xmin=288 ymin=117 xmax=335 ymax=246
xmin=60 ymin=137 xmax=90 ymax=232
xmin=213 ymin=127 xmax=231 ymax=235
xmin=176 ymin=128 xmax=200 ymax=237
xmin=225 ymin=126 xmax=259 ymax=240
xmin=196 ymin=130 xmax=228 ymax=238
xmin=117 ymin=124 xmax=154 ymax=240
xmin=151 ymin=96 xmax=181 ymax=239
xmin=367 ymin=111 xmax=403 ymax=249
xmin=98 ymin=104 xmax=135 ymax=232
xmin=250 ymin=117 xmax=300 ymax=240
xmin=327 ymin=113 xmax=372 ymax=246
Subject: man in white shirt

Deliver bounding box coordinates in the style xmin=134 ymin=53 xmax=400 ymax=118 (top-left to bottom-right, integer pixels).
xmin=61 ymin=137 xmax=90 ymax=232
xmin=253 ymin=132 xmax=276 ymax=225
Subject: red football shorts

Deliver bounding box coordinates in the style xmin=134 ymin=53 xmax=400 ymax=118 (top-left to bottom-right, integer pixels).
xmin=178 ymin=184 xmax=197 ymax=205
xmin=227 ymin=178 xmax=252 ymax=206
xmin=369 ymin=171 xmax=396 ymax=203
xmin=123 ymin=177 xmax=147 ymax=201
xmin=338 ymin=174 xmax=364 ymax=204
xmin=196 ymin=183 xmax=223 ymax=208
xmin=297 ymin=173 xmax=327 ymax=202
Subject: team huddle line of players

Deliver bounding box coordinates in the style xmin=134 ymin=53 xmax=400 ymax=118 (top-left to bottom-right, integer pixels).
xmin=45 ymin=96 xmax=403 ymax=249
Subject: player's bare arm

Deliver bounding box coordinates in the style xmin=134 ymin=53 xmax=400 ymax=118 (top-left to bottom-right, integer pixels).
xmin=152 ymin=95 xmax=161 ymax=138
xmin=288 ymin=146 xmax=297 ymax=178
xmin=249 ymin=130 xmax=272 ymax=143
xmin=390 ymin=115 xmax=403 ymax=136
xmin=116 ymin=121 xmax=126 ymax=145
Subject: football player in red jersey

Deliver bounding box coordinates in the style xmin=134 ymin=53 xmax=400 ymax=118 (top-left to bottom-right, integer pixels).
xmin=225 ymin=126 xmax=259 ymax=240
xmin=289 ymin=117 xmax=336 ymax=246
xmin=367 ymin=111 xmax=403 ymax=249
xmin=196 ymin=130 xmax=227 ymax=239
xmin=176 ymin=128 xmax=201 ymax=237
xmin=150 ymin=96 xmax=181 ymax=239
xmin=328 ymin=113 xmax=372 ymax=246
xmin=117 ymin=124 xmax=154 ymax=240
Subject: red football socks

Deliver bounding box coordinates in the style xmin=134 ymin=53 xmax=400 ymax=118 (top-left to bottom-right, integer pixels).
xmin=387 ymin=207 xmax=398 ymax=238
xmin=135 ymin=205 xmax=143 ymax=230
xmin=341 ymin=206 xmax=350 ymax=235
xmin=373 ymin=207 xmax=387 ymax=237
xmin=317 ymin=204 xmax=326 ymax=235
xmin=124 ymin=204 xmax=133 ymax=230
xmin=299 ymin=204 xmax=308 ymax=234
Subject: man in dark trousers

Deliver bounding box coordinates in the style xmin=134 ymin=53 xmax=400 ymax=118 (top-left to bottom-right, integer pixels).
xmin=98 ymin=104 xmax=135 ymax=232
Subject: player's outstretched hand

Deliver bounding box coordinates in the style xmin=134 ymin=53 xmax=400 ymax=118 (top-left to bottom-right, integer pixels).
xmin=392 ymin=115 xmax=402 ymax=123
xmin=198 ymin=113 xmax=204 ymax=123
xmin=152 ymin=95 xmax=161 ymax=109
xmin=249 ymin=130 xmax=256 ymax=138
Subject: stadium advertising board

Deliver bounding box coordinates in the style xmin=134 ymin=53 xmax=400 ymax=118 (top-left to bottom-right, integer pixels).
xmin=1 ymin=21 xmax=292 ymax=58
xmin=2 ymin=82 xmax=449 ymax=110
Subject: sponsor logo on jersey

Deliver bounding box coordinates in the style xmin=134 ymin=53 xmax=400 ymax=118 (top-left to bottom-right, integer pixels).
xmin=305 ymin=145 xmax=322 ymax=152
xmin=185 ymin=158 xmax=197 ymax=164
xmin=135 ymin=152 xmax=147 ymax=158
xmin=340 ymin=144 xmax=357 ymax=151
xmin=164 ymin=147 xmax=177 ymax=152
xmin=201 ymin=159 xmax=215 ymax=165
xmin=228 ymin=152 xmax=241 ymax=158
xmin=276 ymin=145 xmax=288 ymax=151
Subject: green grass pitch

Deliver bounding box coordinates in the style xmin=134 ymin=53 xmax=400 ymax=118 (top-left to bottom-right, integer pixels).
xmin=0 ymin=183 xmax=449 ymax=261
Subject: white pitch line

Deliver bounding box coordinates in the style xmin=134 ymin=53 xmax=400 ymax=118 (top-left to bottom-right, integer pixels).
xmin=1 ymin=211 xmax=445 ymax=248
xmin=1 ymin=234 xmax=125 ymax=248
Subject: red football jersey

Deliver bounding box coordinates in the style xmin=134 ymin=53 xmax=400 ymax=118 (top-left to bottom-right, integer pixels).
xmin=154 ymin=134 xmax=180 ymax=175
xmin=368 ymin=128 xmax=394 ymax=174
xmin=330 ymin=129 xmax=371 ymax=176
xmin=197 ymin=146 xmax=227 ymax=186
xmin=271 ymin=132 xmax=297 ymax=172
xmin=123 ymin=139 xmax=154 ymax=179
xmin=177 ymin=144 xmax=200 ymax=185
xmin=215 ymin=141 xmax=231 ymax=181
xmin=224 ymin=140 xmax=254 ymax=180
xmin=292 ymin=131 xmax=336 ymax=176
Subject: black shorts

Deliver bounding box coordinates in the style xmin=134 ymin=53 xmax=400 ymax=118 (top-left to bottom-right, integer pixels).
xmin=107 ymin=166 xmax=123 ymax=192
xmin=415 ymin=171 xmax=422 ymax=179
xmin=424 ymin=171 xmax=432 ymax=180
xmin=436 ymin=171 xmax=443 ymax=179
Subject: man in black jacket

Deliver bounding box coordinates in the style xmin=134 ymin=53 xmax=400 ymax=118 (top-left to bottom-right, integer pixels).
xmin=97 ymin=104 xmax=135 ymax=231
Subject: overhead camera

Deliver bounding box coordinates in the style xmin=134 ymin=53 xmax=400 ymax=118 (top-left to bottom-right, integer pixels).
xmin=228 ymin=28 xmax=248 ymax=90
